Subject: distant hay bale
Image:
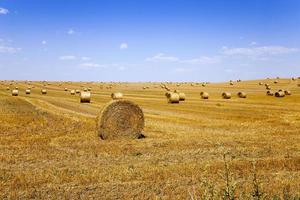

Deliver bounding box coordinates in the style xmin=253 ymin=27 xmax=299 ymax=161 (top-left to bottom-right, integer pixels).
xmin=165 ymin=91 xmax=172 ymax=98
xmin=167 ymin=92 xmax=180 ymax=103
xmin=259 ymin=82 xmax=263 ymax=85
xmin=266 ymin=85 xmax=271 ymax=90
xmin=200 ymin=92 xmax=209 ymax=99
xmin=274 ymin=80 xmax=278 ymax=84
xmin=88 ymin=87 xmax=92 ymax=91
xmin=237 ymin=92 xmax=247 ymax=98
xmin=64 ymin=88 xmax=68 ymax=91
xmin=275 ymin=91 xmax=285 ymax=97
xmin=292 ymin=77 xmax=295 ymax=81
xmin=83 ymin=88 xmax=88 ymax=92
xmin=178 ymin=92 xmax=186 ymax=101
xmin=6 ymin=87 xmax=10 ymax=90
xmin=80 ymin=91 xmax=91 ymax=103
xmin=284 ymin=90 xmax=291 ymax=95
xmin=25 ymin=89 xmax=31 ymax=94
xmin=97 ymin=100 xmax=144 ymax=140
xmin=202 ymin=83 xmax=206 ymax=87
xmin=41 ymin=89 xmax=47 ymax=95
xmin=75 ymin=89 xmax=80 ymax=94
xmin=70 ymin=90 xmax=75 ymax=95
xmin=15 ymin=86 xmax=19 ymax=89
xmin=230 ymin=82 xmax=234 ymax=85
xmin=266 ymin=91 xmax=274 ymax=96
xmin=222 ymin=92 xmax=231 ymax=99
xmin=12 ymin=89 xmax=18 ymax=96
xmin=111 ymin=92 xmax=123 ymax=100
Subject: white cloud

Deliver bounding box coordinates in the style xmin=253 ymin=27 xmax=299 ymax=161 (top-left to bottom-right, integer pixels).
xmin=146 ymin=53 xmax=179 ymax=62
xmin=250 ymin=41 xmax=258 ymax=46
xmin=59 ymin=55 xmax=76 ymax=60
xmin=67 ymin=29 xmax=75 ymax=35
xmin=80 ymin=62 xmax=102 ymax=68
xmin=0 ymin=7 xmax=9 ymax=15
xmin=120 ymin=43 xmax=128 ymax=50
xmin=222 ymin=46 xmax=298 ymax=57
xmin=81 ymin=56 xmax=91 ymax=61
xmin=42 ymin=40 xmax=47 ymax=45
xmin=0 ymin=45 xmax=21 ymax=53
xmin=181 ymin=56 xmax=221 ymax=65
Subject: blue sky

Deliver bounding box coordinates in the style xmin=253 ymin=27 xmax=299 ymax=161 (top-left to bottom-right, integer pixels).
xmin=0 ymin=0 xmax=300 ymax=82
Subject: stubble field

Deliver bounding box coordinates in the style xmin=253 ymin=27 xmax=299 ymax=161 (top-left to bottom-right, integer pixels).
xmin=0 ymin=78 xmax=299 ymax=199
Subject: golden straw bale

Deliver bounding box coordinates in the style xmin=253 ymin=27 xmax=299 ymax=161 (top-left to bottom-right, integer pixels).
xmin=237 ymin=92 xmax=247 ymax=98
xmin=80 ymin=91 xmax=91 ymax=103
xmin=12 ymin=89 xmax=18 ymax=96
xmin=111 ymin=92 xmax=123 ymax=100
xmin=222 ymin=92 xmax=231 ymax=99
xmin=200 ymin=92 xmax=209 ymax=99
xmin=97 ymin=100 xmax=144 ymax=140
xmin=168 ymin=92 xmax=180 ymax=103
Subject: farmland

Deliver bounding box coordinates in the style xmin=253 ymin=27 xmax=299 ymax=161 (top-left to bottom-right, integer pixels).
xmin=0 ymin=78 xmax=299 ymax=199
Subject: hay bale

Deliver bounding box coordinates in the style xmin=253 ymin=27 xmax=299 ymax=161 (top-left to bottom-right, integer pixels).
xmin=12 ymin=89 xmax=18 ymax=96
xmin=266 ymin=91 xmax=274 ymax=96
xmin=292 ymin=77 xmax=295 ymax=81
xmin=168 ymin=92 xmax=180 ymax=103
xmin=202 ymin=83 xmax=206 ymax=87
xmin=266 ymin=85 xmax=271 ymax=90
xmin=111 ymin=92 xmax=123 ymax=100
xmin=70 ymin=90 xmax=75 ymax=95
xmin=15 ymin=86 xmax=19 ymax=89
xmin=97 ymin=100 xmax=144 ymax=140
xmin=165 ymin=91 xmax=172 ymax=98
xmin=83 ymin=88 xmax=88 ymax=92
xmin=178 ymin=92 xmax=185 ymax=101
xmin=41 ymin=89 xmax=47 ymax=95
xmin=259 ymin=82 xmax=263 ymax=85
xmin=275 ymin=91 xmax=285 ymax=97
xmin=25 ymin=89 xmax=31 ymax=94
xmin=230 ymin=82 xmax=234 ymax=85
xmin=88 ymin=87 xmax=92 ymax=91
xmin=237 ymin=92 xmax=247 ymax=98
xmin=64 ymin=88 xmax=68 ymax=91
xmin=200 ymin=92 xmax=209 ymax=99
xmin=274 ymin=80 xmax=278 ymax=84
xmin=75 ymin=89 xmax=80 ymax=94
xmin=80 ymin=91 xmax=91 ymax=103
xmin=284 ymin=90 xmax=291 ymax=95
xmin=6 ymin=87 xmax=10 ymax=90
xmin=222 ymin=92 xmax=231 ymax=99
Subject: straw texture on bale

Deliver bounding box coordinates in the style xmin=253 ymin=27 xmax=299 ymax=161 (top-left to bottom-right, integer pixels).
xmin=25 ymin=89 xmax=31 ymax=94
xmin=222 ymin=92 xmax=231 ymax=99
xmin=168 ymin=93 xmax=180 ymax=103
xmin=80 ymin=91 xmax=91 ymax=103
xmin=275 ymin=91 xmax=285 ymax=97
xmin=237 ymin=92 xmax=247 ymax=98
xmin=12 ymin=89 xmax=18 ymax=96
xmin=200 ymin=92 xmax=209 ymax=99
xmin=97 ymin=100 xmax=144 ymax=140
xmin=41 ymin=89 xmax=47 ymax=94
xmin=266 ymin=91 xmax=274 ymax=96
xmin=111 ymin=92 xmax=123 ymax=100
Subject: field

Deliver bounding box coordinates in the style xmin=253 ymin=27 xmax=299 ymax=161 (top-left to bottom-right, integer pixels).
xmin=0 ymin=79 xmax=300 ymax=199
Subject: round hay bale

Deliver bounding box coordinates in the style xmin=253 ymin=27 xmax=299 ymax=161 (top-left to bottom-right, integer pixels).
xmin=83 ymin=88 xmax=88 ymax=92
xmin=168 ymin=93 xmax=180 ymax=103
xmin=259 ymin=82 xmax=263 ymax=85
xmin=165 ymin=91 xmax=172 ymax=98
xmin=12 ymin=89 xmax=19 ymax=96
xmin=25 ymin=89 xmax=31 ymax=94
xmin=274 ymin=80 xmax=278 ymax=84
xmin=6 ymin=87 xmax=10 ymax=90
xmin=80 ymin=91 xmax=91 ymax=103
xmin=200 ymin=92 xmax=209 ymax=99
xmin=70 ymin=90 xmax=75 ymax=95
xmin=275 ymin=91 xmax=285 ymax=97
xmin=237 ymin=92 xmax=247 ymax=98
xmin=266 ymin=86 xmax=271 ymax=90
xmin=97 ymin=100 xmax=144 ymax=140
xmin=88 ymin=87 xmax=92 ymax=91
xmin=266 ymin=91 xmax=274 ymax=96
xmin=15 ymin=86 xmax=19 ymax=89
xmin=178 ymin=92 xmax=185 ymax=101
xmin=292 ymin=77 xmax=295 ymax=81
xmin=41 ymin=89 xmax=47 ymax=95
xmin=284 ymin=90 xmax=291 ymax=95
xmin=111 ymin=92 xmax=123 ymax=100
xmin=230 ymin=82 xmax=234 ymax=85
xmin=202 ymin=83 xmax=206 ymax=87
xmin=222 ymin=92 xmax=231 ymax=99
xmin=75 ymin=89 xmax=80 ymax=94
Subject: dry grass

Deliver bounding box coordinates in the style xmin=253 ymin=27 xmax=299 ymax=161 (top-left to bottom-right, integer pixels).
xmin=0 ymin=78 xmax=300 ymax=199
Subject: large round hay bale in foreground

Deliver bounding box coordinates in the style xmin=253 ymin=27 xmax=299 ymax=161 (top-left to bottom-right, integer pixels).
xmin=97 ymin=100 xmax=144 ymax=140
xmin=168 ymin=92 xmax=180 ymax=103
xmin=111 ymin=92 xmax=123 ymax=100
xmin=275 ymin=91 xmax=285 ymax=97
xmin=12 ymin=89 xmax=18 ymax=96
xmin=80 ymin=92 xmax=91 ymax=103
xmin=200 ymin=92 xmax=209 ymax=99
xmin=237 ymin=92 xmax=247 ymax=98
xmin=222 ymin=92 xmax=231 ymax=99
xmin=25 ymin=89 xmax=31 ymax=94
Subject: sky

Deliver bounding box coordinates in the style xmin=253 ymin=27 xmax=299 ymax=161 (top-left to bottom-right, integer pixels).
xmin=0 ymin=0 xmax=300 ymax=82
